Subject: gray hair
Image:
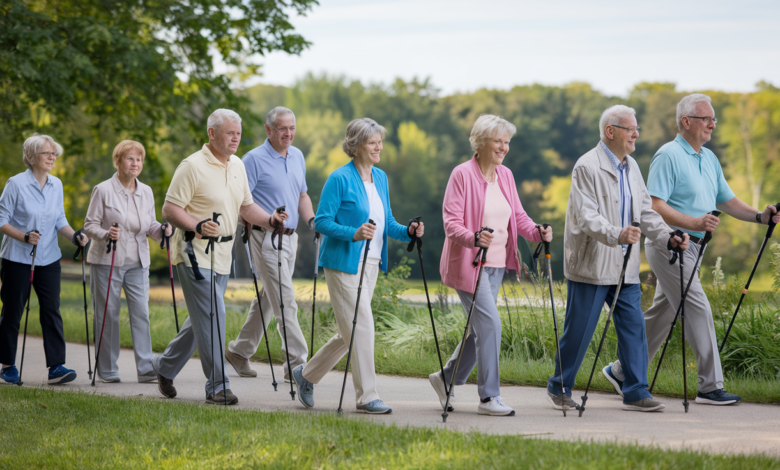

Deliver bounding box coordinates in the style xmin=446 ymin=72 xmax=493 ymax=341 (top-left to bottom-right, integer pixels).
xmin=469 ymin=115 xmax=517 ymax=153
xmin=206 ymin=108 xmax=242 ymax=132
xmin=599 ymin=105 xmax=637 ymax=140
xmin=266 ymin=106 xmax=296 ymax=127
xmin=342 ymin=118 xmax=386 ymax=158
xmin=676 ymin=93 xmax=712 ymax=130
xmin=22 ymin=134 xmax=63 ymax=170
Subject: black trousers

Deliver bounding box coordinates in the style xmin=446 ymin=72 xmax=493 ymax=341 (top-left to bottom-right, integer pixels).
xmin=0 ymin=258 xmax=65 ymax=368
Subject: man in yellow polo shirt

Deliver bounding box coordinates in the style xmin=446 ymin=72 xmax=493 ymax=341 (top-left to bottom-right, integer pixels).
xmin=153 ymin=108 xmax=287 ymax=405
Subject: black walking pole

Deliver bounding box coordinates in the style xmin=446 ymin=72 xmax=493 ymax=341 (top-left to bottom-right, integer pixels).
xmin=242 ymin=225 xmax=278 ymax=391
xmin=649 ymin=210 xmax=720 ymax=392
xmin=533 ymin=223 xmax=567 ymax=417
xmin=74 ymin=240 xmax=93 ymax=381
xmin=92 ymin=223 xmax=118 ymax=387
xmin=338 ymin=219 xmax=376 ymax=415
xmin=207 ymin=213 xmax=229 ymax=406
xmin=442 ymin=227 xmax=494 ymax=423
xmin=309 ymin=231 xmax=321 ymax=360
xmin=161 ymin=222 xmax=180 ymax=333
xmin=671 ymin=230 xmax=690 ymax=412
xmin=17 ymin=231 xmax=39 ymax=387
xmin=579 ymin=221 xmax=640 ymax=416
xmin=273 ymin=206 xmax=296 ymax=401
xmin=720 ymin=202 xmax=780 ymax=352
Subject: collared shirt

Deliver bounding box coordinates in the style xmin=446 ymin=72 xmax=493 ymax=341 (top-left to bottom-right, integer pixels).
xmin=165 ymin=144 xmax=254 ymax=275
xmin=0 ymin=169 xmax=69 ymax=266
xmin=647 ymin=134 xmax=735 ymax=238
xmin=242 ymin=139 xmax=308 ymax=229
xmin=600 ymin=141 xmax=632 ymax=251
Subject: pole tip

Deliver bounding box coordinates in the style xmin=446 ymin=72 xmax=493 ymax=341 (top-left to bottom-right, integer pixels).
xmin=441 ymin=413 xmax=448 ymax=423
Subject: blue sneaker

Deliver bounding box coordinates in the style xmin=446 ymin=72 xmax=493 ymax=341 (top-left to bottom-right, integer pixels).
xmin=602 ymin=363 xmax=623 ymax=397
xmin=48 ymin=365 xmax=77 ymax=385
xmin=357 ymin=399 xmax=392 ymax=414
xmin=1 ymin=366 xmax=20 ymax=384
xmin=292 ymin=365 xmax=314 ymax=408
xmin=695 ymin=388 xmax=741 ymax=405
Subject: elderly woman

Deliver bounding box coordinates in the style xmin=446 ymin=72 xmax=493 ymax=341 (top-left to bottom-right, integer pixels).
xmin=429 ymin=114 xmax=552 ymax=416
xmin=0 ymin=134 xmax=88 ymax=385
xmin=291 ymin=118 xmax=422 ymax=414
xmin=84 ymin=140 xmax=172 ymax=383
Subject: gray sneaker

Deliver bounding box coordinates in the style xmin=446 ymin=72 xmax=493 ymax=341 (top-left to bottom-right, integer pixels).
xmin=546 ymin=390 xmax=581 ymax=411
xmin=622 ymin=397 xmax=665 ymax=412
xmin=138 ymin=371 xmax=157 ymax=383
xmin=225 ymin=350 xmax=257 ymax=377
xmin=357 ymin=399 xmax=392 ymax=414
xmin=206 ymin=389 xmax=239 ymax=406
xmin=292 ymin=365 xmax=314 ymax=408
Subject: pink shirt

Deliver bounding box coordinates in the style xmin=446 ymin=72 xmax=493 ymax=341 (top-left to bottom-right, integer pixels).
xmin=482 ymin=181 xmax=512 ymax=267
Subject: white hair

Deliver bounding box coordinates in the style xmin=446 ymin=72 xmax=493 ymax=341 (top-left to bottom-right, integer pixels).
xmin=206 ymin=108 xmax=242 ymax=132
xmin=22 ymin=134 xmax=63 ymax=170
xmin=676 ymin=93 xmax=712 ymax=130
xmin=469 ymin=114 xmax=517 ymax=153
xmin=599 ymin=105 xmax=637 ymax=140
xmin=342 ymin=118 xmax=386 ymax=158
xmin=266 ymin=106 xmax=296 ymax=127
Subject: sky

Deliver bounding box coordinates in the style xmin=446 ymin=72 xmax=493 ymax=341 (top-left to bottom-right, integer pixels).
xmin=248 ymin=0 xmax=780 ymax=97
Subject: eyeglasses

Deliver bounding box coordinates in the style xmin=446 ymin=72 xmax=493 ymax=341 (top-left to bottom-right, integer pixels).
xmin=610 ymin=125 xmax=640 ymax=133
xmin=273 ymin=126 xmax=296 ymax=133
xmin=686 ymin=116 xmax=717 ymax=124
xmin=37 ymin=152 xmax=59 ymax=157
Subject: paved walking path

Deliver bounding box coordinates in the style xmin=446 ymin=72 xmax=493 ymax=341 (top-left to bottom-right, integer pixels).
xmin=12 ymin=336 xmax=780 ymax=457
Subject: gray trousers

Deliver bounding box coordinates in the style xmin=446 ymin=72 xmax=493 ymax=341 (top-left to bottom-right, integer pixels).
xmin=441 ymin=267 xmax=504 ymax=400
xmin=153 ymin=265 xmax=230 ymax=396
xmin=643 ymin=238 xmax=724 ymax=393
xmin=228 ymin=229 xmax=307 ymax=378
xmin=91 ymin=262 xmax=153 ymax=381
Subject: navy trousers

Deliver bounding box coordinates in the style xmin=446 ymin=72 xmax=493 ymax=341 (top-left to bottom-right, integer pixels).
xmin=547 ymin=280 xmax=651 ymax=404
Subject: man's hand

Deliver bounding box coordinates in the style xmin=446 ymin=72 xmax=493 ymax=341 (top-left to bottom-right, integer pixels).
xmin=669 ymin=232 xmax=690 ymax=251
xmin=353 ymin=223 xmax=376 ymax=241
xmin=108 ymin=225 xmax=121 ymax=241
xmin=539 ymin=225 xmax=553 ymax=243
xmin=695 ymin=213 xmax=720 ymax=233
xmin=270 ymin=210 xmax=288 ymax=229
xmin=196 ymin=220 xmax=220 ymax=239
xmin=25 ymin=231 xmax=41 ymax=245
xmin=408 ymin=221 xmax=425 ymax=238
xmin=761 ymin=204 xmax=780 ymax=225
xmin=476 ymin=229 xmax=493 ymax=248
xmin=618 ymin=225 xmax=641 ymax=245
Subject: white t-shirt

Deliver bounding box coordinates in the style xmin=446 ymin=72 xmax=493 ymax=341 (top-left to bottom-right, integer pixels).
xmin=358 ymin=181 xmax=385 ymax=262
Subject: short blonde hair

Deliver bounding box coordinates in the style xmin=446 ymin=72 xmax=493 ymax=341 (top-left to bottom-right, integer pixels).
xmin=22 ymin=134 xmax=63 ymax=170
xmin=342 ymin=118 xmax=386 ymax=158
xmin=469 ymin=115 xmax=517 ymax=153
xmin=112 ymin=140 xmax=146 ymax=169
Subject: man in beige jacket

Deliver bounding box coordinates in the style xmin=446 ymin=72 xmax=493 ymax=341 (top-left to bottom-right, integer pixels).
xmin=546 ymin=105 xmax=688 ymax=412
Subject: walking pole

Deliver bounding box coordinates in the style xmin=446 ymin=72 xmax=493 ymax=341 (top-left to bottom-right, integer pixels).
xmin=406 ymin=216 xmax=450 ymax=405
xmin=720 ymin=202 xmax=780 ymax=351
xmin=442 ymin=227 xmax=494 ymax=423
xmin=17 ymin=231 xmax=39 ymax=387
xmin=92 ymin=223 xmax=118 ymax=387
xmin=74 ymin=240 xmax=93 ymax=381
xmin=206 ymin=213 xmax=229 ymax=406
xmin=272 ymin=206 xmax=296 ymax=401
xmin=649 ymin=211 xmax=720 ymax=391
xmin=161 ymin=222 xmax=180 ymax=333
xmin=242 ymin=225 xmax=278 ymax=391
xmin=338 ymin=219 xmax=376 ymax=415
xmin=309 ymin=231 xmax=321 ymax=360
xmin=533 ymin=223 xmax=567 ymax=417
xmin=579 ymin=221 xmax=640 ymax=416
xmin=670 ymin=230 xmax=690 ymax=412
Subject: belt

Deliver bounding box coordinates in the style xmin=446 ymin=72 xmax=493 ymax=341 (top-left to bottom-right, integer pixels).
xmin=183 ymin=231 xmax=234 ymax=280
xmin=689 ymin=235 xmax=702 ymax=244
xmin=252 ymin=224 xmax=295 ymax=236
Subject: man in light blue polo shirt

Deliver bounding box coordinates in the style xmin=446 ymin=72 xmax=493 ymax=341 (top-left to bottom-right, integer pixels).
xmin=226 ymin=107 xmax=316 ymax=380
xmin=608 ymin=94 xmax=780 ymax=406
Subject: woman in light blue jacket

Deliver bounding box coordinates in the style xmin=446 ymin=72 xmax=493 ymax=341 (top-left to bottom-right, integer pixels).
xmin=291 ymin=118 xmax=423 ymax=414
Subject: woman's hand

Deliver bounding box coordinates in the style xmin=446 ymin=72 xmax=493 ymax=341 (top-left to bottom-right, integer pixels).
xmin=476 ymin=229 xmax=493 ymax=248
xmin=353 ymin=223 xmax=376 ymax=241
xmin=26 ymin=231 xmax=41 ymax=245
xmin=108 ymin=225 xmax=121 ymax=241
xmin=540 ymin=225 xmax=553 ymax=243
xmin=408 ymin=221 xmax=424 ymax=238
xmin=164 ymin=224 xmax=173 ymax=237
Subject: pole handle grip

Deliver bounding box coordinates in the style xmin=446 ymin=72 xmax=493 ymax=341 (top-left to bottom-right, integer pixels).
xmin=766 ymin=202 xmax=780 ymax=239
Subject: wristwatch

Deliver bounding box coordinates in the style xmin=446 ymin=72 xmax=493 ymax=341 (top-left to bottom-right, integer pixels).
xmin=756 ymin=212 xmax=763 ymax=224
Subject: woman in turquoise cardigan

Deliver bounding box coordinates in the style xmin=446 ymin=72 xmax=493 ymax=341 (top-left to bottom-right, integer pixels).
xmin=292 ymin=118 xmax=423 ymax=414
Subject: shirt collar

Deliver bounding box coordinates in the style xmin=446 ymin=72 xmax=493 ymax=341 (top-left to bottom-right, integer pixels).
xmin=600 ymin=141 xmax=628 ymax=171
xmin=25 ymin=168 xmax=52 ymax=187
xmin=262 ymin=139 xmax=286 ymax=159
xmin=202 ymin=144 xmax=231 ymax=167
xmin=674 ymin=134 xmax=701 ymax=157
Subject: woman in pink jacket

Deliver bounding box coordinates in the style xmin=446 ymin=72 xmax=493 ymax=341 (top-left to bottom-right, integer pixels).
xmin=429 ymin=115 xmax=552 ymax=416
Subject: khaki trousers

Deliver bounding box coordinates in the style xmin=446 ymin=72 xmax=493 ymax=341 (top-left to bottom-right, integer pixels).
xmin=302 ymin=258 xmax=380 ymax=406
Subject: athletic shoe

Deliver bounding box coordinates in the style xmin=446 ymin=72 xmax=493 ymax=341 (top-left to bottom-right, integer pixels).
xmin=1 ymin=366 xmax=20 ymax=384
xmin=137 ymin=371 xmax=157 ymax=383
xmin=99 ymin=375 xmax=121 ymax=383
xmin=292 ymin=365 xmax=314 ymax=408
xmin=428 ymin=370 xmax=454 ymax=412
xmin=695 ymin=389 xmax=741 ymax=405
xmin=546 ymin=390 xmax=580 ymax=411
xmin=602 ymin=363 xmax=624 ymax=397
xmin=357 ymin=399 xmax=392 ymax=414
xmin=206 ymin=389 xmax=238 ymax=406
xmin=478 ymin=396 xmax=515 ymax=416
xmin=48 ymin=365 xmax=77 ymax=385
xmin=158 ymin=374 xmax=177 ymax=398
xmin=225 ymin=350 xmax=257 ymax=377
xmin=622 ymin=397 xmax=665 ymax=412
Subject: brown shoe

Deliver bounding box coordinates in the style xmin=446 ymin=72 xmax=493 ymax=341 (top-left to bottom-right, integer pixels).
xmin=225 ymin=350 xmax=257 ymax=377
xmin=158 ymin=374 xmax=176 ymax=398
xmin=206 ymin=389 xmax=238 ymax=406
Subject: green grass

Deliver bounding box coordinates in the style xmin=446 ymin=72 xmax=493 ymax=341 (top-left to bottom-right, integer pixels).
xmin=1 ymin=386 xmax=777 ymax=469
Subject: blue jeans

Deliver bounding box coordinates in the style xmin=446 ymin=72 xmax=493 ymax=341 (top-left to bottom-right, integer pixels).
xmin=547 ymin=280 xmax=651 ymax=404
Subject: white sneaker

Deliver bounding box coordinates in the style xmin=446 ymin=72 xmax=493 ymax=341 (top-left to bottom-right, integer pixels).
xmin=428 ymin=371 xmax=454 ymax=411
xmin=477 ymin=396 xmax=515 ymax=416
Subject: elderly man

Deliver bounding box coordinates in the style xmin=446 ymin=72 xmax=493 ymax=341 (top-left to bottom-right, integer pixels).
xmin=153 ymin=109 xmax=286 ymax=405
xmin=607 ymin=94 xmax=780 ymax=406
xmin=547 ymin=105 xmax=688 ymax=412
xmin=225 ymin=106 xmax=315 ymax=380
